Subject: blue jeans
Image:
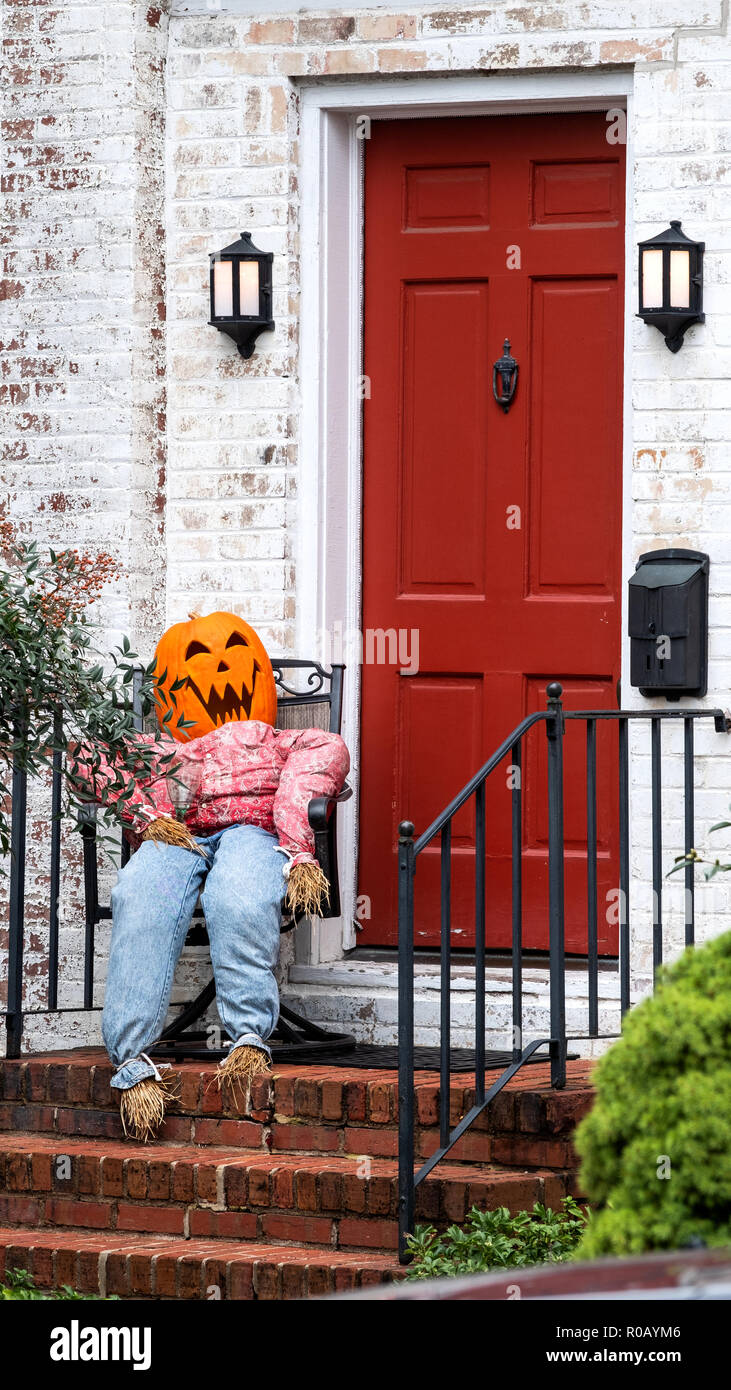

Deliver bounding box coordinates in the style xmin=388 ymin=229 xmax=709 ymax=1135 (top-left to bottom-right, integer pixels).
xmin=102 ymin=823 xmax=287 ymax=1091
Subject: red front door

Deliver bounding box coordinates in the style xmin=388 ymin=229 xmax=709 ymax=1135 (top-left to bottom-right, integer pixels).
xmin=358 ymin=113 xmax=625 ymax=953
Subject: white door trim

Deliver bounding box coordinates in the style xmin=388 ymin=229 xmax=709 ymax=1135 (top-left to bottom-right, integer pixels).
xmin=297 ymin=70 xmax=635 ymax=963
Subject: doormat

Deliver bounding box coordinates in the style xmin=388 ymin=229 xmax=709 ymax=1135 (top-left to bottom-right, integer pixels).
xmin=269 ymin=1044 xmax=567 ymax=1072
xmin=152 ymin=1034 xmax=576 ymax=1072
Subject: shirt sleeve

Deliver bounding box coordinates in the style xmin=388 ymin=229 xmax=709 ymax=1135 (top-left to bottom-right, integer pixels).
xmin=69 ymin=734 xmax=175 ymax=836
xmin=272 ymin=729 xmax=350 ymax=866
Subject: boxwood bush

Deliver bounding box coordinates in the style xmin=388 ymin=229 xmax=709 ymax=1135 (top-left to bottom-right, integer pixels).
xmin=575 ymin=929 xmax=731 ymax=1257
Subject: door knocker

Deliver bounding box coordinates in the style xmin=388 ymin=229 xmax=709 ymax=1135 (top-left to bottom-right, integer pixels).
xmin=492 ymin=338 xmax=518 ymax=414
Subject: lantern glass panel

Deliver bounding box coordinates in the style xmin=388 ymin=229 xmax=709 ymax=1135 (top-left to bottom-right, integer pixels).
xmin=213 ymin=259 xmax=233 ymax=317
xmin=239 ymin=260 xmax=260 ymax=317
xmin=669 ymin=249 xmax=690 ymax=309
xmin=642 ymin=248 xmax=663 ymax=309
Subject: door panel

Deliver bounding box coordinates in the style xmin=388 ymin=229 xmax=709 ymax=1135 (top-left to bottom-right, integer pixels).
xmin=400 ymin=282 xmax=490 ymax=596
xmin=404 ymin=164 xmax=491 ymax=229
xmin=359 ymin=113 xmax=625 ymax=953
xmin=528 ymin=278 xmax=619 ymax=595
xmin=397 ymin=675 xmax=484 ymax=849
xmin=531 ymin=160 xmax=622 ymax=226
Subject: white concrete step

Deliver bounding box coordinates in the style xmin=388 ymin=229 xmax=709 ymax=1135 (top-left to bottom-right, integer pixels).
xmin=283 ymin=956 xmax=644 ymax=1059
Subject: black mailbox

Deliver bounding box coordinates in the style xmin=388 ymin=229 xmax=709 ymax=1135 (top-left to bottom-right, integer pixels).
xmin=629 ymin=548 xmax=709 ymax=699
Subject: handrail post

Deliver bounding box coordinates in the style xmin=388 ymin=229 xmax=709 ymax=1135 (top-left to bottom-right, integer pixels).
xmin=81 ymin=809 xmax=98 ymax=1011
xmin=545 ymin=684 xmax=567 ymax=1090
xmin=511 ymin=739 xmax=523 ymax=1062
xmin=48 ymin=708 xmax=63 ymax=1012
xmin=439 ymin=820 xmax=452 ymax=1150
xmin=397 ymin=819 xmax=416 ymax=1264
xmin=6 ymin=727 xmax=28 ymax=1059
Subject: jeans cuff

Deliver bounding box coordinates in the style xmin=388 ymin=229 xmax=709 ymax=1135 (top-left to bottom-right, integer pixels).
xmin=224 ymin=1033 xmax=272 ymax=1064
xmin=110 ymin=1056 xmax=161 ymax=1091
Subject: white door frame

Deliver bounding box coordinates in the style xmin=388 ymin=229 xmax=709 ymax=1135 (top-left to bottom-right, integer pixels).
xmin=297 ymin=71 xmax=635 ymax=964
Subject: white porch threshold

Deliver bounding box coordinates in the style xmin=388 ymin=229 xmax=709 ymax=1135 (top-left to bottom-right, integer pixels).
xmin=283 ymin=958 xmax=642 ymax=1060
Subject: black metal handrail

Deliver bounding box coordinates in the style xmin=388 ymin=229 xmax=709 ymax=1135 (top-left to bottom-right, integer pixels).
xmin=397 ymin=683 xmax=730 ymax=1261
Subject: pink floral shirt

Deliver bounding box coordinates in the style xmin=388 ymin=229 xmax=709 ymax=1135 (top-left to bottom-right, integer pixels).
xmin=79 ymin=721 xmax=350 ymax=867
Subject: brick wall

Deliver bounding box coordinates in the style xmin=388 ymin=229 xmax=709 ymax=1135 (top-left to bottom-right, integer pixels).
xmin=166 ymin=2 xmax=731 ymax=983
xmin=1 ymin=0 xmax=171 ymax=1049
xmin=3 ymin=0 xmax=731 ymax=1047
xmin=3 ymin=0 xmax=169 ymax=647
xmin=165 ymin=8 xmax=298 ymax=649
xmin=165 ymin=5 xmax=731 ymax=652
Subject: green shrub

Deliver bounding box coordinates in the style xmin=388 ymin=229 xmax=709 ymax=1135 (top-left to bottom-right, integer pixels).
xmin=575 ymin=930 xmax=731 ymax=1257
xmin=0 ymin=1268 xmax=117 ymax=1301
xmin=405 ymin=1197 xmax=586 ymax=1279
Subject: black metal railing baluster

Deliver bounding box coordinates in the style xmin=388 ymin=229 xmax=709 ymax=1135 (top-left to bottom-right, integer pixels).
xmin=474 ymin=781 xmax=486 ymax=1105
xmin=132 ymin=668 xmax=144 ymax=732
xmin=120 ymin=673 xmax=145 ymax=873
xmin=651 ymin=717 xmax=663 ymax=979
xmin=619 ymin=717 xmax=630 ymax=1016
xmin=546 ymin=684 xmax=566 ymax=1089
xmin=6 ymin=734 xmax=28 ymax=1059
xmin=511 ymin=739 xmax=522 ymax=1062
xmin=48 ymin=710 xmax=63 ymax=1012
xmin=684 ymin=717 xmax=695 ymax=947
xmin=82 ymin=811 xmax=98 ymax=1010
xmin=586 ymin=719 xmax=599 ymax=1037
xmin=397 ymin=820 xmax=416 ymax=1263
xmin=440 ymin=820 xmax=452 ymax=1150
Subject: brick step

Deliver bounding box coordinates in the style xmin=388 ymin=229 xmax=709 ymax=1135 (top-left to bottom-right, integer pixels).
xmin=0 ymin=1225 xmax=401 ymax=1300
xmin=0 ymin=1130 xmax=574 ymax=1250
xmin=0 ymin=1052 xmax=592 ymax=1300
xmin=0 ymin=1051 xmax=595 ymax=1170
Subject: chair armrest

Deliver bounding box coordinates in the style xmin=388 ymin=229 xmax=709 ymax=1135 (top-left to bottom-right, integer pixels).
xmin=286 ymin=781 xmax=350 ymax=927
xmin=307 ymin=781 xmax=352 ymax=831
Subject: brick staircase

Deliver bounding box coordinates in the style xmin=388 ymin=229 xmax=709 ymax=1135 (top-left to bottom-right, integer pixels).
xmin=0 ymin=1050 xmax=594 ymax=1300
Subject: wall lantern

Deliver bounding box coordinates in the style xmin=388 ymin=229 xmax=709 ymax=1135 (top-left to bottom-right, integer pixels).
xmin=209 ymin=231 xmax=274 ymax=359
xmin=637 ymin=220 xmax=704 ymax=353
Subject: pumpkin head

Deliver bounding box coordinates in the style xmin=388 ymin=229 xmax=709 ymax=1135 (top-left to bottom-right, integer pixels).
xmin=153 ymin=611 xmax=277 ymax=742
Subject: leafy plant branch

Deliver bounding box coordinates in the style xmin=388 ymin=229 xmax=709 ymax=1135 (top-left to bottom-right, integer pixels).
xmin=668 ymin=809 xmax=731 ymax=881
xmin=405 ymin=1198 xmax=587 ymax=1279
xmin=0 ymin=509 xmax=190 ymax=863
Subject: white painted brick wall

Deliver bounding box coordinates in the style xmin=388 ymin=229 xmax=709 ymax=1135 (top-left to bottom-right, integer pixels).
xmin=4 ymin=0 xmax=731 ymax=1051
xmin=3 ymin=0 xmax=169 ymax=642
xmin=164 ymin=2 xmax=731 ymax=986
xmin=1 ymin=0 xmax=170 ymax=1052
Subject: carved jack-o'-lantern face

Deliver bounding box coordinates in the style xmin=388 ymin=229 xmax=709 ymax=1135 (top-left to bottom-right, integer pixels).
xmin=153 ymin=611 xmax=277 ymax=742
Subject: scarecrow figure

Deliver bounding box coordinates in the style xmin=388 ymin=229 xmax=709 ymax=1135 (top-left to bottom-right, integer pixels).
xmin=76 ymin=613 xmax=349 ymax=1141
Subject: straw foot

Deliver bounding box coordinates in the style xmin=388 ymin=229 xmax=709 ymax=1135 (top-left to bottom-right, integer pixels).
xmin=216 ymin=1044 xmax=271 ymax=1112
xmin=118 ymin=1073 xmax=179 ymax=1142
